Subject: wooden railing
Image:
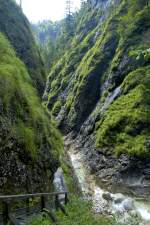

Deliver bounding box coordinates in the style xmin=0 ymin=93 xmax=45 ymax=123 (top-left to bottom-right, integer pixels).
xmin=0 ymin=191 xmax=69 ymax=225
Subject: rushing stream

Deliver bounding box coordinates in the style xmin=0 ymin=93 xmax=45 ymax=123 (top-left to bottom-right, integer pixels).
xmin=64 ymin=139 xmax=150 ymax=225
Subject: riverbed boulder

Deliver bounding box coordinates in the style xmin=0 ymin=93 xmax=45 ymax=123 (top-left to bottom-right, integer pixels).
xmin=102 ymin=192 xmax=113 ymax=201
xmin=122 ymin=199 xmax=134 ymax=211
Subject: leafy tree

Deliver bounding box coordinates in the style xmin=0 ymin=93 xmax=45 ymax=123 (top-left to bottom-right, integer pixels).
xmin=32 ymin=20 xmax=61 ymax=70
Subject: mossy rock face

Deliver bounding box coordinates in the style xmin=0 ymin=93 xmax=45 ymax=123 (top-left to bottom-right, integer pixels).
xmin=43 ymin=2 xmax=115 ymax=132
xmin=0 ymin=33 xmax=62 ymax=194
xmin=0 ymin=0 xmax=46 ymax=94
xmin=67 ymin=32 xmax=119 ymax=131
xmin=96 ymin=66 xmax=150 ymax=158
xmin=44 ymin=0 xmax=150 ymax=161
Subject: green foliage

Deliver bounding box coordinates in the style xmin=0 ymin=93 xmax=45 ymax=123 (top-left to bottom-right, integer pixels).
xmin=0 ymin=32 xmax=61 ymax=167
xmin=11 ymin=121 xmax=37 ymax=158
xmin=27 ymin=196 xmax=115 ymax=225
xmin=61 ymin=158 xmax=76 ymax=193
xmin=65 ymin=95 xmax=74 ymax=111
xmin=32 ymin=20 xmax=61 ymax=70
xmin=101 ymin=90 xmax=109 ymax=103
xmin=95 ymin=2 xmax=150 ymax=158
xmin=55 ymin=196 xmax=115 ymax=225
xmin=43 ymin=26 xmax=96 ymax=111
xmin=0 ymin=0 xmax=46 ymax=93
xmin=39 ymin=1 xmax=101 ymax=74
xmin=52 ymin=99 xmax=62 ymax=116
xmin=27 ymin=213 xmax=50 ymax=225
xmin=129 ymin=48 xmax=150 ymax=60
xmin=44 ymin=9 xmax=119 ymax=129
xmin=96 ymin=66 xmax=150 ymax=157
xmin=44 ymin=0 xmax=150 ymax=158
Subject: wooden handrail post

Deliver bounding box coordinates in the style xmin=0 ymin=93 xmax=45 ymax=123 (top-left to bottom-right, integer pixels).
xmin=26 ymin=198 xmax=30 ymax=214
xmin=55 ymin=194 xmax=59 ymax=210
xmin=65 ymin=193 xmax=68 ymax=204
xmin=41 ymin=195 xmax=45 ymax=210
xmin=2 ymin=200 xmax=10 ymax=225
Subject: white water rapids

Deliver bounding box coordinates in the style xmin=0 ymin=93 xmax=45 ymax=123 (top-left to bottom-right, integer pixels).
xmin=67 ymin=147 xmax=150 ymax=225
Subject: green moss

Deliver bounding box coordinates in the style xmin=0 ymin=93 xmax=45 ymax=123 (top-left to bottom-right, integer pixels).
xmin=0 ymin=32 xmax=62 ymax=161
xmin=27 ymin=214 xmax=50 ymax=225
xmin=96 ymin=66 xmax=150 ymax=157
xmin=43 ymin=11 xmax=101 ymax=112
xmin=61 ymin=159 xmax=76 ymax=194
xmin=66 ymin=29 xmax=119 ymax=128
xmin=0 ymin=0 xmax=46 ymax=93
xmin=11 ymin=121 xmax=37 ymax=158
xmin=44 ymin=0 xmax=150 ymax=158
xmin=65 ymin=95 xmax=74 ymax=111
xmin=101 ymin=90 xmax=109 ymax=103
xmin=52 ymin=99 xmax=62 ymax=116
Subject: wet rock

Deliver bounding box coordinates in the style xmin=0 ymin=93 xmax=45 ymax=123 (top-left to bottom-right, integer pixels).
xmin=102 ymin=192 xmax=113 ymax=201
xmin=130 ymin=209 xmax=139 ymax=218
xmin=113 ymin=194 xmax=125 ymax=204
xmin=123 ymin=198 xmax=134 ymax=211
xmin=114 ymin=198 xmax=124 ymax=204
xmin=93 ymin=198 xmax=108 ymax=214
xmin=66 ymin=138 xmax=150 ymax=225
xmin=76 ymin=133 xmax=150 ymax=198
xmin=143 ymin=168 xmax=150 ymax=176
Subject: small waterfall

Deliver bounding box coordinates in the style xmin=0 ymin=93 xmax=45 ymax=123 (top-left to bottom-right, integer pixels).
xmin=101 ymin=86 xmax=121 ymax=112
xmin=53 ymin=168 xmax=67 ymax=202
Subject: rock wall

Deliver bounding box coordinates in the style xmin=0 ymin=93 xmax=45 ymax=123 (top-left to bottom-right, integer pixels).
xmin=44 ymin=0 xmax=150 ymax=196
xmin=0 ymin=32 xmax=62 ymax=194
xmin=0 ymin=0 xmax=46 ymax=94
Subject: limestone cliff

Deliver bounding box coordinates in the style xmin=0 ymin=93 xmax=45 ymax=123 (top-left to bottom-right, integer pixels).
xmin=44 ymin=0 xmax=150 ymax=196
xmin=0 ymin=0 xmax=62 ymax=194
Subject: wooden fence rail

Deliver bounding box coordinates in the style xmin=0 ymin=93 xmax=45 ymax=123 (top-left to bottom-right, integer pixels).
xmin=0 ymin=191 xmax=69 ymax=225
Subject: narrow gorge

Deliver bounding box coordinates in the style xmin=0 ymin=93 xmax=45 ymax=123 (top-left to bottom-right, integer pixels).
xmin=42 ymin=0 xmax=150 ymax=223
xmin=0 ymin=0 xmax=150 ymax=224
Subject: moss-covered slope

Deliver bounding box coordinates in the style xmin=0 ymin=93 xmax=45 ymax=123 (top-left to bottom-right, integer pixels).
xmin=43 ymin=0 xmax=111 ymax=130
xmin=44 ymin=0 xmax=150 ymax=160
xmin=0 ymin=33 xmax=62 ymax=194
xmin=0 ymin=0 xmax=46 ymax=94
xmin=96 ymin=66 xmax=150 ymax=157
